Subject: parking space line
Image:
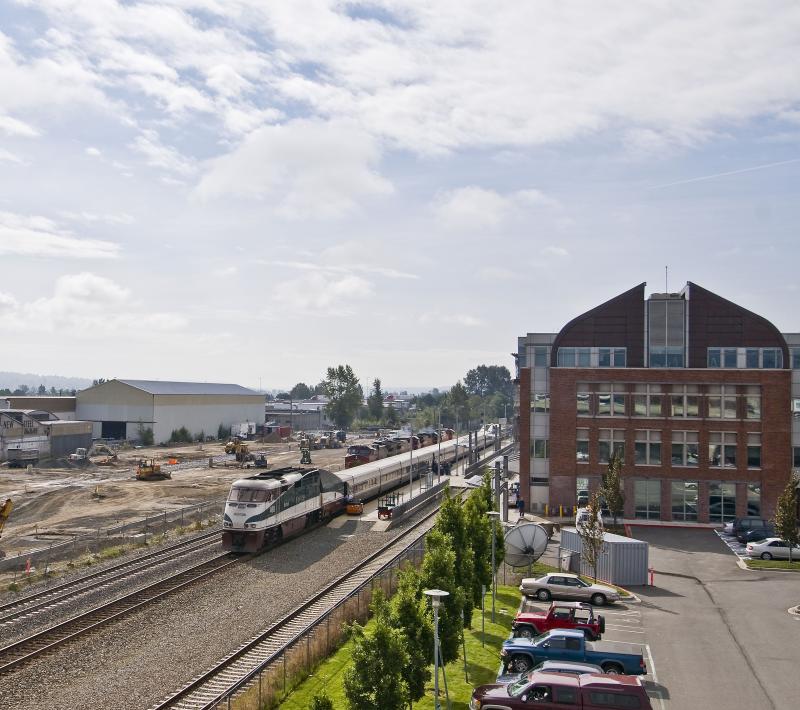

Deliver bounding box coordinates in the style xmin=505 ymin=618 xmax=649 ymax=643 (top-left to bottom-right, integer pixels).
xmin=644 ymin=643 xmax=666 ymax=710
xmin=604 ymin=626 xmax=645 ymax=634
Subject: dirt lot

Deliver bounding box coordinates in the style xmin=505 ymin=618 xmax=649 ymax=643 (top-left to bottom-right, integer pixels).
xmin=0 ymin=438 xmax=361 ymax=560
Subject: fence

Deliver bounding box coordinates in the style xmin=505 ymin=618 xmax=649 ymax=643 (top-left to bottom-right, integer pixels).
xmin=0 ymin=500 xmax=224 ymax=575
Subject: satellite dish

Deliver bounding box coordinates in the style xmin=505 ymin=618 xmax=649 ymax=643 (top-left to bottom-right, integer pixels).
xmin=504 ymin=523 xmax=549 ymax=568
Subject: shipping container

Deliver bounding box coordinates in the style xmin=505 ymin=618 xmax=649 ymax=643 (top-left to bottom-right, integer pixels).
xmin=559 ymin=527 xmax=649 ymax=587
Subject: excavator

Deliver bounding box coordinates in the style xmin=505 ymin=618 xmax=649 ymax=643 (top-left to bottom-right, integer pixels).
xmin=136 ymin=458 xmax=171 ymax=481
xmin=0 ymin=498 xmax=13 ymax=557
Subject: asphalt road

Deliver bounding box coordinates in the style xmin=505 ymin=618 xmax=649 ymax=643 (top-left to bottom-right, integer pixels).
xmin=631 ymin=526 xmax=800 ymax=710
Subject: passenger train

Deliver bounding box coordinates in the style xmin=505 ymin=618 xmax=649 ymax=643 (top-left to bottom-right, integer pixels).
xmin=222 ymin=427 xmax=500 ymax=552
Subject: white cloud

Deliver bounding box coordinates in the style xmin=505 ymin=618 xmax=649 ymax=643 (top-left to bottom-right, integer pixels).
xmin=214 ymin=265 xmax=238 ymax=277
xmin=85 ymin=146 xmax=102 ymax=157
xmin=0 ymin=114 xmax=39 ymax=137
xmin=60 ymin=211 xmax=134 ymax=225
xmin=478 ymin=266 xmax=519 ymax=282
xmin=420 ymin=312 xmax=484 ymax=327
xmin=0 ymin=148 xmax=23 ymax=164
xmin=196 ymin=119 xmax=393 ymax=218
xmin=131 ymin=129 xmax=195 ymax=176
xmin=274 ymin=272 xmax=374 ymax=313
xmin=433 ymin=186 xmax=560 ymax=232
xmin=0 ymin=212 xmax=121 ymax=259
xmin=542 ymin=246 xmax=569 ymax=258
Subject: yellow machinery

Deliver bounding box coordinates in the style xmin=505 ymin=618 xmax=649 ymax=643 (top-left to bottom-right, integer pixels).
xmin=0 ymin=498 xmax=13 ymax=538
xmin=136 ymin=459 xmax=171 ymax=481
xmin=300 ymin=447 xmax=312 ymax=464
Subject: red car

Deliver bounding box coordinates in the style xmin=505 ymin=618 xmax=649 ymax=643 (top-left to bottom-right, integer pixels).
xmin=470 ymin=671 xmax=652 ymax=710
xmin=513 ymin=601 xmax=605 ymax=641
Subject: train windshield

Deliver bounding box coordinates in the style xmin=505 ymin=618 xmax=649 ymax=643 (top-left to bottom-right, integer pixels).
xmin=228 ymin=488 xmax=272 ymax=502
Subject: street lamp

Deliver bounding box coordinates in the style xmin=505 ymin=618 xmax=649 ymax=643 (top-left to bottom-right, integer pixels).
xmin=487 ymin=511 xmax=501 ymax=622
xmin=424 ymin=588 xmax=450 ymax=710
xmin=437 ymin=407 xmax=442 ymax=483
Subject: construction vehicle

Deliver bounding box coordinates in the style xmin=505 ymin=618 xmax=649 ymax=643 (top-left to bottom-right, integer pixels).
xmin=321 ymin=431 xmax=342 ymax=449
xmin=69 ymin=443 xmax=117 ymax=465
xmin=0 ymin=498 xmax=13 ymax=538
xmin=7 ymin=449 xmax=39 ymax=468
xmin=225 ymin=439 xmax=253 ymax=463
xmin=253 ymin=452 xmax=268 ymax=468
xmin=300 ymin=447 xmax=312 ymax=464
xmin=136 ymin=458 xmax=171 ymax=481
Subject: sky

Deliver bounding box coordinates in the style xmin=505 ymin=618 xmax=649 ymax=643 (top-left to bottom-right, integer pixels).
xmin=1 ymin=1 xmax=799 ymax=391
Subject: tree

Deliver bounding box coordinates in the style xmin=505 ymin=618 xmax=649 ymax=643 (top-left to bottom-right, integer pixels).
xmin=579 ymin=491 xmax=606 ymax=582
xmin=343 ymin=591 xmax=409 ymax=710
xmin=435 ymin=487 xmax=476 ymax=626
xmin=464 ymin=365 xmax=513 ymax=398
xmin=419 ymin=529 xmax=464 ymax=664
xmin=276 ymin=391 xmax=291 ymax=400
xmin=92 ymin=378 xmax=107 ymax=386
xmin=463 ymin=488 xmax=495 ymax=614
xmin=310 ymin=693 xmax=334 ymax=710
xmin=385 ymin=404 xmax=398 ymax=426
xmin=37 ymin=384 xmax=46 ymax=395
xmin=389 ymin=563 xmax=433 ymax=704
xmin=322 ymin=365 xmax=364 ymax=430
xmin=600 ymin=451 xmax=625 ymax=530
xmin=49 ymin=387 xmax=57 ymax=396
xmin=447 ymin=381 xmax=470 ymax=425
xmin=14 ymin=384 xmax=29 ymax=395
xmin=773 ymin=474 xmax=799 ymax=563
xmin=289 ymin=382 xmax=312 ymax=399
xmin=367 ymin=378 xmax=384 ymax=421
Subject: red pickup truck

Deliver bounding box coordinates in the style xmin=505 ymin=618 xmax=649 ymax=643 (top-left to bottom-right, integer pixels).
xmin=512 ymin=601 xmax=605 ymax=641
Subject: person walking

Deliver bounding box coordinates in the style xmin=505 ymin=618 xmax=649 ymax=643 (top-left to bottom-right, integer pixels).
xmin=516 ymin=496 xmax=525 ymax=520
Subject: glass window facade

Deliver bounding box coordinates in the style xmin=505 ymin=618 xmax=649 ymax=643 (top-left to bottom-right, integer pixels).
xmin=633 ymin=384 xmax=662 ymax=417
xmin=576 ymin=477 xmax=589 ymax=507
xmin=598 ymin=429 xmax=625 ymax=463
xmin=671 ymin=431 xmax=699 ymax=466
xmin=709 ymin=432 xmax=737 ymax=467
xmin=792 ymin=348 xmax=800 ymax=370
xmin=532 ymin=393 xmax=550 ymax=413
xmin=709 ymin=482 xmax=736 ymax=523
xmin=576 ymin=390 xmax=591 ymax=415
xmin=576 ymin=428 xmax=589 ymax=463
xmin=597 ymin=384 xmax=626 ymax=416
xmin=670 ymin=385 xmax=700 ymax=418
xmin=534 ymin=346 xmax=549 ymax=367
xmin=747 ymin=483 xmax=761 ymax=516
xmin=746 ymin=433 xmax=761 ymax=468
xmin=635 ymin=479 xmax=661 ymax=519
xmin=707 ymin=385 xmax=737 ymax=419
xmin=671 ymin=481 xmax=698 ymax=521
xmin=533 ymin=439 xmax=549 ymax=458
xmin=708 ymin=347 xmax=784 ymax=369
xmin=634 ymin=430 xmax=661 ymax=465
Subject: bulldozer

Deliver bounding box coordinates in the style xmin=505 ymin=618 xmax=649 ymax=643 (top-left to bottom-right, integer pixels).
xmin=0 ymin=498 xmax=13 ymax=539
xmin=136 ymin=458 xmax=171 ymax=481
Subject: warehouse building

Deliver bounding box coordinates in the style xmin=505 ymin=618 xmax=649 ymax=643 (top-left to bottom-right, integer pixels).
xmin=76 ymin=379 xmax=265 ymax=444
xmin=516 ymin=282 xmax=797 ymax=523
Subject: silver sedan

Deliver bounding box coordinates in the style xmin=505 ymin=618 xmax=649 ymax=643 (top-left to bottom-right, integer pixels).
xmin=519 ymin=573 xmax=620 ymax=606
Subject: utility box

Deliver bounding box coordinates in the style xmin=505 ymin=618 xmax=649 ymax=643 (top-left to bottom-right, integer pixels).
xmin=560 ymin=527 xmax=649 ymax=587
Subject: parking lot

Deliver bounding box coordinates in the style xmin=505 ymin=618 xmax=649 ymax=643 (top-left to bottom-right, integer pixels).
xmin=631 ymin=525 xmax=800 ymax=709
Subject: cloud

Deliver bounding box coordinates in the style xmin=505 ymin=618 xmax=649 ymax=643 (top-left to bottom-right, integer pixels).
xmin=195 ymin=119 xmax=393 ymax=217
xmin=60 ymin=211 xmax=134 ymax=225
xmin=433 ymin=186 xmax=560 ymax=232
xmin=478 ymin=266 xmax=519 ymax=282
xmin=0 ymin=273 xmax=188 ymax=334
xmin=542 ymin=246 xmax=569 ymax=258
xmin=0 ymin=212 xmax=121 ymax=259
xmin=214 ymin=265 xmax=238 ymax=277
xmin=274 ymin=271 xmax=374 ymax=313
xmin=265 ymin=259 xmax=418 ymax=281
xmin=420 ymin=312 xmax=484 ymax=327
xmin=0 ymin=148 xmax=23 ymax=164
xmin=131 ymin=129 xmax=195 ymax=176
xmin=85 ymin=146 xmax=102 ymax=157
xmin=0 ymin=114 xmax=39 ymax=137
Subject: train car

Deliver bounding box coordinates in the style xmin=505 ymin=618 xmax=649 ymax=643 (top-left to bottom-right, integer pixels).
xmin=345 ymin=444 xmax=379 ymax=469
xmin=222 ymin=467 xmax=347 ymax=552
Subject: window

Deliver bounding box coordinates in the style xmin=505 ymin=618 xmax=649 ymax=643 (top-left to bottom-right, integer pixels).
xmin=534 ymin=346 xmax=549 ymax=367
xmin=576 ymin=389 xmax=591 ymax=415
xmin=707 ymin=385 xmax=737 ymax=419
xmin=723 ymin=348 xmax=737 ymax=368
xmin=576 ymin=428 xmax=589 ymax=463
xmin=599 ymin=347 xmax=627 ymax=367
xmin=576 ymin=477 xmax=589 ymax=507
xmin=635 ymin=479 xmax=661 ymax=519
xmin=597 ymin=384 xmax=626 ymax=416
xmin=709 ymin=348 xmax=737 ymax=368
xmin=671 ymin=481 xmax=698 ymax=521
xmin=707 ymin=348 xmax=721 ymax=368
xmin=762 ymin=348 xmax=783 ymax=368
xmin=747 ymin=482 xmax=761 ymax=516
xmin=533 ymin=393 xmax=550 ymax=413
xmin=792 ymin=348 xmax=800 ymax=370
xmin=744 ymin=387 xmax=761 ymax=420
xmin=671 ymin=431 xmax=699 ymax=466
xmin=709 ymin=432 xmax=737 ymax=467
xmin=577 ymin=348 xmax=591 ymax=367
xmin=589 ymin=692 xmax=641 ymax=708
xmin=670 ymin=385 xmax=700 ymax=417
xmin=747 ymin=433 xmax=761 ymax=468
xmin=794 ymin=447 xmax=800 ymax=469
xmin=554 ymin=686 xmax=579 ymax=703
xmin=746 ymin=348 xmax=760 ymax=368
xmin=633 ymin=384 xmax=662 ymax=417
xmin=533 ymin=439 xmax=549 ymax=459
xmin=709 ymin=482 xmax=736 ymax=523
xmin=557 ymin=347 xmax=590 ymax=367
xmin=650 ymin=346 xmax=684 ymax=368
xmin=793 ymin=398 xmax=800 ymax=420
xmin=599 ymin=429 xmax=625 ymax=463
xmin=635 ymin=430 xmax=661 ymax=465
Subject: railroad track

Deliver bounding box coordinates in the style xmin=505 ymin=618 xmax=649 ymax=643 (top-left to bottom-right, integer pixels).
xmin=0 ymin=551 xmax=239 ymax=674
xmin=149 ymin=504 xmax=447 ymax=710
xmin=0 ymin=529 xmax=221 ymax=626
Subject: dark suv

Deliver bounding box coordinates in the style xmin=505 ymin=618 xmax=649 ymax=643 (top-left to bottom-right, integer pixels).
xmin=732 ymin=517 xmax=769 ymax=537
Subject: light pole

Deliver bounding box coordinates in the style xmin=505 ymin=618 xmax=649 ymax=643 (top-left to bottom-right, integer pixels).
xmin=437 ymin=407 xmax=442 ymax=483
xmin=424 ymin=588 xmax=450 ymax=710
xmin=487 ymin=511 xmax=501 ymax=622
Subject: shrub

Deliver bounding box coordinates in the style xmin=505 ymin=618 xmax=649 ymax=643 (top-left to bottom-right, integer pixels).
xmin=310 ymin=693 xmax=335 ymax=710
xmin=217 ymin=423 xmax=231 ymax=440
xmin=169 ymin=427 xmax=193 ymax=443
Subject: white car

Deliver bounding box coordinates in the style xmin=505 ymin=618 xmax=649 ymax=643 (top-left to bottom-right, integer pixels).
xmin=746 ymin=537 xmax=800 ymax=560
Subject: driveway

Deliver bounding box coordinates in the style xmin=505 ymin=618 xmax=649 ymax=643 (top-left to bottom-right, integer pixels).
xmin=630 ymin=526 xmax=800 ymax=709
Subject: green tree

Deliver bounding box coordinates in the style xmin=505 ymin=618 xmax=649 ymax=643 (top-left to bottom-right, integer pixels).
xmin=309 ymin=693 xmax=335 ymax=710
xmin=389 ymin=563 xmax=433 ymax=704
xmin=600 ymin=451 xmax=625 ymax=530
xmin=385 ymin=404 xmax=399 ymax=426
xmin=464 ymin=365 xmax=513 ymax=398
xmin=290 ymin=382 xmax=312 ymax=399
xmin=435 ymin=487 xmax=476 ymax=626
xmin=367 ymin=378 xmax=384 ymax=421
xmin=49 ymin=386 xmax=57 ymax=396
xmin=464 ymin=489 xmax=494 ymax=612
xmin=322 ymin=364 xmax=364 ymax=430
xmin=773 ymin=474 xmax=799 ymax=563
xmin=447 ymin=381 xmax=470 ymax=425
xmin=419 ymin=529 xmax=464 ymax=664
xmin=343 ymin=591 xmax=409 ymax=710
xmin=579 ymin=491 xmax=606 ymax=582
xmin=37 ymin=383 xmax=46 ymax=395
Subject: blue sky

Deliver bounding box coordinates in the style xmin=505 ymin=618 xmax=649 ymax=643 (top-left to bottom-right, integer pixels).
xmin=1 ymin=1 xmax=799 ymax=390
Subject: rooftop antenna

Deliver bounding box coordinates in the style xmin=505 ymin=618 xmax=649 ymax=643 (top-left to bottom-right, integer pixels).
xmin=665 ymin=265 xmax=668 ymax=293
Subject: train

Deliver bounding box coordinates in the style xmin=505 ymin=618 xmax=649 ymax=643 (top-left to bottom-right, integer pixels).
xmin=222 ymin=427 xmax=499 ymax=552
xmin=344 ymin=428 xmax=456 ymax=468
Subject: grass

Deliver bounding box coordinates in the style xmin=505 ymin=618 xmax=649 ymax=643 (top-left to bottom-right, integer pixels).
xmin=278 ymin=585 xmax=521 ymax=710
xmin=744 ymin=558 xmax=800 ymax=570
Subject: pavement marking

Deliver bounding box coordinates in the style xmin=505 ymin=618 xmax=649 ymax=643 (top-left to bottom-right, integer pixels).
xmin=644 ymin=643 xmax=666 ymax=710
xmin=604 ymin=626 xmax=645 ymax=634
xmin=715 ymin=530 xmax=750 ymax=560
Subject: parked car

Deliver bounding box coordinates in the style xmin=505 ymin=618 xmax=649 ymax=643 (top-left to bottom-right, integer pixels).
xmin=732 ymin=516 xmax=769 ymax=537
xmin=500 ymin=629 xmax=647 ymax=675
xmin=512 ymin=601 xmax=605 ymax=641
xmin=520 ymin=573 xmax=621 ymax=606
xmin=746 ymin=538 xmax=800 ymax=560
xmin=736 ymin=526 xmax=775 ymax=544
xmin=471 ymin=670 xmax=653 ymax=710
xmin=496 ymin=660 xmax=603 ymax=685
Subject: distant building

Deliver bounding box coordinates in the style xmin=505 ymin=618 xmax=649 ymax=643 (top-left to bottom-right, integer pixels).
xmin=0 ymin=409 xmax=91 ymax=463
xmin=516 ymin=282 xmax=797 ymax=523
xmin=265 ymin=400 xmax=332 ymax=432
xmin=76 ymin=379 xmax=264 ymax=443
xmin=2 ymin=396 xmax=77 ymax=420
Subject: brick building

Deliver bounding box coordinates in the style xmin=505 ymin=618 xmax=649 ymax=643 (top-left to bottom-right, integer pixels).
xmin=515 ymin=282 xmax=800 ymax=523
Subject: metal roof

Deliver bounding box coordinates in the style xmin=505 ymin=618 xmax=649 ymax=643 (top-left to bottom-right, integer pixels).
xmin=115 ymin=379 xmax=261 ymax=396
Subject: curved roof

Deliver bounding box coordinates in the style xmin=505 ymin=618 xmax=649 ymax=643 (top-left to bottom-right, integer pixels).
xmin=115 ymin=379 xmax=261 ymax=396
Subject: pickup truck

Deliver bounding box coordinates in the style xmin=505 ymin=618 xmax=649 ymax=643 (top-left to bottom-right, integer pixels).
xmin=471 ymin=670 xmax=653 ymax=710
xmin=501 ymin=629 xmax=646 ymax=676
xmin=512 ymin=601 xmax=605 ymax=641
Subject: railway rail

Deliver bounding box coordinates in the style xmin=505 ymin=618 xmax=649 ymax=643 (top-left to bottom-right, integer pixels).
xmin=0 ymin=529 xmax=221 ymax=626
xmin=149 ymin=497 xmax=452 ymax=710
xmin=0 ymin=550 xmax=238 ymax=674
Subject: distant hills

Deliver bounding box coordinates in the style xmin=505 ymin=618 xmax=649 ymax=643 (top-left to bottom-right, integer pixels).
xmin=0 ymin=371 xmax=93 ymax=393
